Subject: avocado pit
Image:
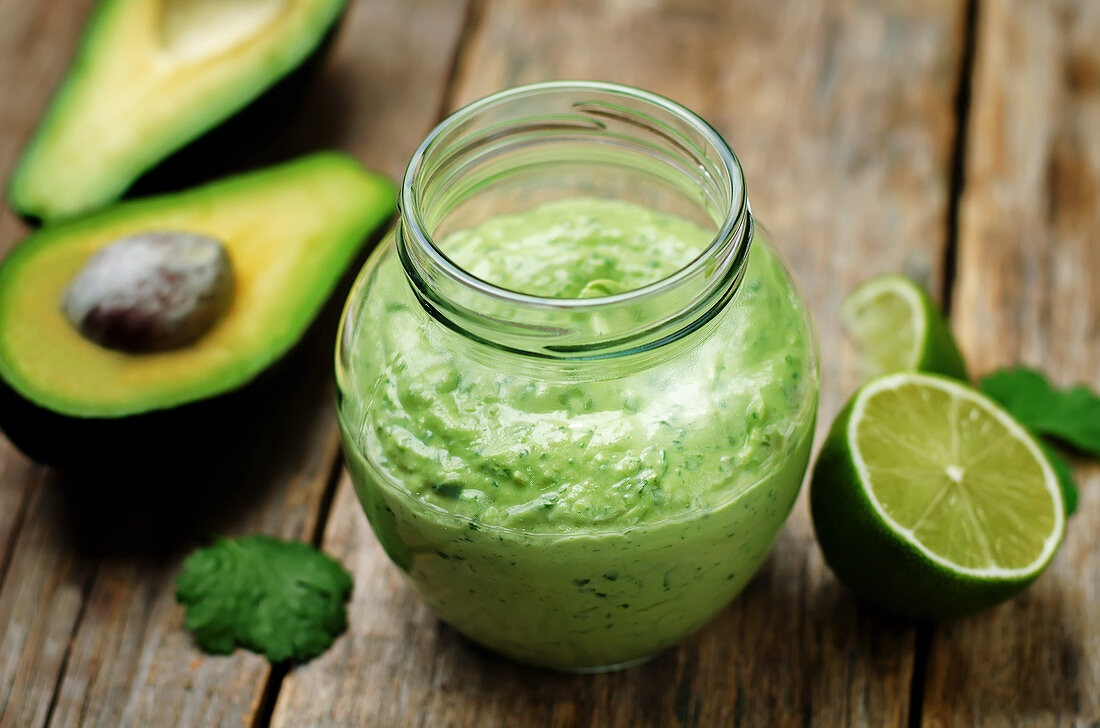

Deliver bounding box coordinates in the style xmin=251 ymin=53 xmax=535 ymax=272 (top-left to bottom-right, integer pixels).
xmin=62 ymin=231 xmax=233 ymax=353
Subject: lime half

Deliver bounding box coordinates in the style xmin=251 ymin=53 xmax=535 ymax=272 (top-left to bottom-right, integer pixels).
xmin=841 ymin=274 xmax=968 ymax=380
xmin=811 ymin=372 xmax=1065 ymax=618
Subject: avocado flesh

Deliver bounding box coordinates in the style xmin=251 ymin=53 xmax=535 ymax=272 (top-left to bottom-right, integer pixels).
xmin=0 ymin=152 xmax=395 ymax=419
xmin=7 ymin=0 xmax=347 ymax=222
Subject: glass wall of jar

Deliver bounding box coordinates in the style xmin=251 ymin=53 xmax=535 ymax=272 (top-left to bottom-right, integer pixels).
xmin=336 ymin=82 xmax=819 ymax=672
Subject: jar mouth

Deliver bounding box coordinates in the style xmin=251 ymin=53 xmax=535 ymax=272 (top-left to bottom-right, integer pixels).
xmin=398 ymin=81 xmax=752 ymax=360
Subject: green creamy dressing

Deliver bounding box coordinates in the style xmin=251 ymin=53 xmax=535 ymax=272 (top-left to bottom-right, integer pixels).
xmin=442 ymin=198 xmax=706 ymax=298
xmin=342 ymin=198 xmax=818 ymax=669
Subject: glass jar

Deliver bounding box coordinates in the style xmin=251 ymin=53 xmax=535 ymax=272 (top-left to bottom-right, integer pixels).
xmin=336 ymin=82 xmax=818 ymax=672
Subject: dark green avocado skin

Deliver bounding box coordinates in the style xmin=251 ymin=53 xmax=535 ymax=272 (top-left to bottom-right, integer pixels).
xmin=0 ymin=363 xmax=250 ymax=468
xmin=12 ymin=12 xmax=346 ymax=226
xmin=0 ymin=226 xmax=383 ymax=472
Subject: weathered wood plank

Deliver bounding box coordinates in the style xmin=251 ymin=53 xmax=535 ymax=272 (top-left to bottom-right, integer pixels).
xmin=0 ymin=442 xmax=40 ymax=590
xmin=272 ymin=1 xmax=968 ymax=726
xmin=0 ymin=483 xmax=92 ymax=728
xmin=923 ymin=0 xmax=1100 ymax=725
xmin=42 ymin=381 xmax=340 ymax=728
xmin=22 ymin=1 xmax=471 ymax=726
xmin=0 ymin=1 xmax=107 ymax=726
xmin=0 ymin=0 xmax=97 ymax=592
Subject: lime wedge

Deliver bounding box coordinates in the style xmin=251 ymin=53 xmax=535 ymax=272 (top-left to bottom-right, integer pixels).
xmin=841 ymin=274 xmax=968 ymax=380
xmin=811 ymin=372 xmax=1065 ymax=618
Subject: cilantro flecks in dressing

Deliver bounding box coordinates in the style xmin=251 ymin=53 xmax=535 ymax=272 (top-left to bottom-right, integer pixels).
xmin=341 ymin=198 xmax=818 ymax=669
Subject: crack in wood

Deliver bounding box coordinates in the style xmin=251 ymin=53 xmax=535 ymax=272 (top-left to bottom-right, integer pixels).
xmin=941 ymin=0 xmax=981 ymax=316
xmin=0 ymin=474 xmax=36 ymax=599
xmin=435 ymin=0 xmax=488 ymax=121
xmin=908 ymin=2 xmax=981 ymax=726
xmin=0 ymin=0 xmax=999 ymax=724
xmin=40 ymin=566 xmax=98 ymax=728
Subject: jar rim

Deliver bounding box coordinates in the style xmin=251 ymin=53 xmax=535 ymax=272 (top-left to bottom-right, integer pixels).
xmin=400 ymin=80 xmax=749 ymax=313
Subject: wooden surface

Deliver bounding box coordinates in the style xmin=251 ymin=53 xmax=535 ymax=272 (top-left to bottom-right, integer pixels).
xmin=927 ymin=0 xmax=1100 ymax=725
xmin=0 ymin=0 xmax=1095 ymax=726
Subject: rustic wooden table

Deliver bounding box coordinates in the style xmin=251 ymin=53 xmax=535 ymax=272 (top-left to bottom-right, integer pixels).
xmin=1 ymin=0 xmax=1097 ymax=726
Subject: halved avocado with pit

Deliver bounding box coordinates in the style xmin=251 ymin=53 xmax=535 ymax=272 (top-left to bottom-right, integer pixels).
xmin=0 ymin=152 xmax=394 ymax=465
xmin=7 ymin=0 xmax=347 ymax=222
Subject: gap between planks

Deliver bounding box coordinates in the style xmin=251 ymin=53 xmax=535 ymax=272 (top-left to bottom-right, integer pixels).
xmin=0 ymin=1 xmax=975 ymax=725
xmin=938 ymin=0 xmax=981 ymax=316
xmin=247 ymin=427 xmax=363 ymax=728
xmin=266 ymin=1 xmax=970 ymax=725
xmin=39 ymin=570 xmax=97 ymax=728
xmin=433 ymin=0 xmax=489 ymax=127
xmin=907 ymin=0 xmax=982 ymax=726
xmin=0 ymin=470 xmax=35 ymax=599
xmin=0 ymin=0 xmax=476 ymax=724
xmin=246 ymin=3 xmax=488 ymax=726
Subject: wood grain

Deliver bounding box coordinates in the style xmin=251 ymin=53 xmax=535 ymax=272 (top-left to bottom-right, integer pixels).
xmin=41 ymin=381 xmax=341 ymax=728
xmin=0 ymin=0 xmax=461 ymax=726
xmin=6 ymin=0 xmax=1092 ymax=725
xmin=271 ymin=1 xmax=969 ymax=726
xmin=0 ymin=482 xmax=91 ymax=728
xmin=0 ymin=1 xmax=471 ymax=727
xmin=923 ymin=0 xmax=1100 ymax=725
xmin=0 ymin=442 xmax=40 ymax=591
xmin=0 ymin=1 xmax=107 ymax=725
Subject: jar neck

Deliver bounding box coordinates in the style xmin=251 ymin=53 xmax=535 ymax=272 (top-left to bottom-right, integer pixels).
xmin=397 ymin=81 xmax=751 ymax=363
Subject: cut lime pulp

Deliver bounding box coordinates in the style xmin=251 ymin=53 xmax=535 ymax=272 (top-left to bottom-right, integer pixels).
xmin=811 ymin=372 xmax=1064 ymax=618
xmin=840 ymin=274 xmax=968 ymax=380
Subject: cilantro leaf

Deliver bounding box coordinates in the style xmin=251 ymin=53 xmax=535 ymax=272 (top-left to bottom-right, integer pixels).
xmin=176 ymin=535 xmax=353 ymax=663
xmin=1036 ymin=439 xmax=1079 ymax=516
xmin=980 ymin=367 xmax=1100 ymax=456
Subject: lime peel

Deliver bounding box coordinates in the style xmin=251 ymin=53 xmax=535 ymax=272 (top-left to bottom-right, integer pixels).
xmin=811 ymin=372 xmax=1066 ymax=618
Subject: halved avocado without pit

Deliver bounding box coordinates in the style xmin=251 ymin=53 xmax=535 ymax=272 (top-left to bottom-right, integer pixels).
xmin=7 ymin=0 xmax=348 ymax=223
xmin=0 ymin=152 xmax=395 ymax=466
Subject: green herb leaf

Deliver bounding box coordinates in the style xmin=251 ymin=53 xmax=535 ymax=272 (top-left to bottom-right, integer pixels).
xmin=980 ymin=367 xmax=1100 ymax=456
xmin=176 ymin=535 xmax=353 ymax=663
xmin=1036 ymin=439 xmax=1078 ymax=516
